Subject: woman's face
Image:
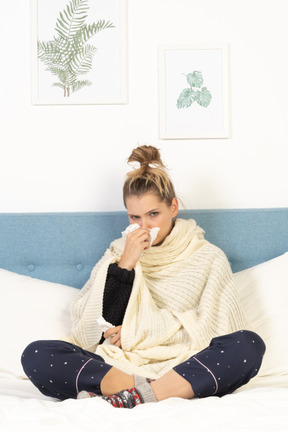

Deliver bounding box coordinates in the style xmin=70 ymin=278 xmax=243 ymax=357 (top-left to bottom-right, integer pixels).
xmin=125 ymin=193 xmax=179 ymax=246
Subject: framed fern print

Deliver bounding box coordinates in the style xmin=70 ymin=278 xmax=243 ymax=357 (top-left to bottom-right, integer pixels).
xmin=159 ymin=44 xmax=230 ymax=139
xmin=32 ymin=0 xmax=127 ymax=104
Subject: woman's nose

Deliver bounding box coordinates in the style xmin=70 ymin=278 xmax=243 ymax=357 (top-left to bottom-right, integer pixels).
xmin=141 ymin=219 xmax=149 ymax=229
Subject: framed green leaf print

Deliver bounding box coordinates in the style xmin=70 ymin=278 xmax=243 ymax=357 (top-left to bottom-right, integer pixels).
xmin=32 ymin=0 xmax=127 ymax=104
xmin=159 ymin=44 xmax=230 ymax=139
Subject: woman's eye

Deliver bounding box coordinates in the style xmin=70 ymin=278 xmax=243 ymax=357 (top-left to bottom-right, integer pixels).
xmin=130 ymin=215 xmax=139 ymax=220
xmin=150 ymin=212 xmax=159 ymax=217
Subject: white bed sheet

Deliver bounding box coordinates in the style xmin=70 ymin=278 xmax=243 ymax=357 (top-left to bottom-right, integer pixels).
xmin=1 ymin=375 xmax=288 ymax=432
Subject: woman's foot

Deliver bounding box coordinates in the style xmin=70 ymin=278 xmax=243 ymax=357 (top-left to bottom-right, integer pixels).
xmin=77 ymin=375 xmax=157 ymax=408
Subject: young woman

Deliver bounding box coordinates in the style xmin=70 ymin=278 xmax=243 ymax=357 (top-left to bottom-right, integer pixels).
xmin=22 ymin=145 xmax=265 ymax=408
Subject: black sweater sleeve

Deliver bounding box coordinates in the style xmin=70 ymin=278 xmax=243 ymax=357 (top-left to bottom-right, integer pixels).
xmin=102 ymin=263 xmax=135 ymax=327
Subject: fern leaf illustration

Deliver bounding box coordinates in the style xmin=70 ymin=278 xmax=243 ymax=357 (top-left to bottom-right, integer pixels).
xmin=55 ymin=0 xmax=89 ymax=43
xmin=71 ymin=80 xmax=92 ymax=93
xmin=73 ymin=21 xmax=115 ymax=48
xmin=38 ymin=41 xmax=61 ymax=65
xmin=37 ymin=0 xmax=115 ymax=97
xmin=69 ymin=44 xmax=97 ymax=75
xmin=48 ymin=67 xmax=77 ymax=87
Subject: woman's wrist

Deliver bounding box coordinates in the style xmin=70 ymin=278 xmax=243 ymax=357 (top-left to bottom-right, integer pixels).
xmin=108 ymin=262 xmax=135 ymax=281
xmin=117 ymin=258 xmax=134 ymax=271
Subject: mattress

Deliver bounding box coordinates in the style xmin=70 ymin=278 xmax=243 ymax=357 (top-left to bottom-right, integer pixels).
xmin=1 ymin=375 xmax=287 ymax=432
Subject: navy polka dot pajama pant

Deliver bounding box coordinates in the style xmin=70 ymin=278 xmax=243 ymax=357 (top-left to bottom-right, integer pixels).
xmin=174 ymin=330 xmax=266 ymax=397
xmin=21 ymin=330 xmax=265 ymax=401
xmin=21 ymin=341 xmax=112 ymax=400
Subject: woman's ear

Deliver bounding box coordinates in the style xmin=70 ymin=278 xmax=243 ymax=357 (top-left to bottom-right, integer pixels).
xmin=170 ymin=198 xmax=179 ymax=218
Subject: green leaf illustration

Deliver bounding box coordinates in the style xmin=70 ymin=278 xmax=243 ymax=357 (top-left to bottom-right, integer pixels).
xmin=195 ymin=87 xmax=212 ymax=107
xmin=177 ymin=71 xmax=212 ymax=110
xmin=37 ymin=0 xmax=115 ymax=97
xmin=186 ymin=71 xmax=203 ymax=88
xmin=73 ymin=21 xmax=115 ymax=48
xmin=55 ymin=0 xmax=89 ymax=43
xmin=69 ymin=44 xmax=97 ymax=75
xmin=176 ymin=88 xmax=197 ymax=109
xmin=71 ymin=80 xmax=93 ymax=93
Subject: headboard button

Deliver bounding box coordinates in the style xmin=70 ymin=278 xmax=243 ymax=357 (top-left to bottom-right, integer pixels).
xmin=76 ymin=264 xmax=84 ymax=271
xmin=28 ymin=264 xmax=35 ymax=272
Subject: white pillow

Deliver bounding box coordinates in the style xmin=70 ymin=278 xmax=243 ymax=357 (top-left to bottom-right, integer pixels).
xmin=234 ymin=252 xmax=288 ymax=377
xmin=0 ymin=269 xmax=78 ymax=379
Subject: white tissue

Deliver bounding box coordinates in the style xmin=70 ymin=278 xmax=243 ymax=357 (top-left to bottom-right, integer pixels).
xmin=121 ymin=224 xmax=160 ymax=247
xmin=97 ymin=317 xmax=114 ymax=332
xmin=148 ymin=226 xmax=160 ymax=245
xmin=121 ymin=223 xmax=141 ymax=236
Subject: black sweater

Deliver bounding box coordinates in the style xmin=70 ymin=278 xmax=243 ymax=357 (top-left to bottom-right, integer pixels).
xmin=99 ymin=263 xmax=134 ymax=344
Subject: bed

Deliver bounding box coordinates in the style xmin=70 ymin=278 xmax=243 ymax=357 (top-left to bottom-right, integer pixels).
xmin=1 ymin=209 xmax=288 ymax=431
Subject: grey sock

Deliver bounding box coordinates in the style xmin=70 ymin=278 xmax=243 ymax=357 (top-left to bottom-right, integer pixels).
xmin=133 ymin=374 xmax=157 ymax=403
xmin=133 ymin=374 xmax=148 ymax=387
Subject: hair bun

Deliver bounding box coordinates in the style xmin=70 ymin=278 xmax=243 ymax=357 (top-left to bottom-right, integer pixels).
xmin=123 ymin=145 xmax=176 ymax=205
xmin=128 ymin=145 xmax=165 ymax=169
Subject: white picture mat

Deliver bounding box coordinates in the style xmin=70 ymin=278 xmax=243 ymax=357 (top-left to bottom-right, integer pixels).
xmin=31 ymin=0 xmax=127 ymax=105
xmin=159 ymin=44 xmax=230 ymax=139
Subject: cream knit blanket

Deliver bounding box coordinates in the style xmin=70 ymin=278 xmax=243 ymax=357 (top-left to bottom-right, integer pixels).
xmin=70 ymin=219 xmax=247 ymax=378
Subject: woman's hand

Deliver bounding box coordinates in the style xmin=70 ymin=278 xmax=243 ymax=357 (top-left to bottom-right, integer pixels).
xmin=118 ymin=228 xmax=150 ymax=270
xmin=104 ymin=325 xmax=122 ymax=348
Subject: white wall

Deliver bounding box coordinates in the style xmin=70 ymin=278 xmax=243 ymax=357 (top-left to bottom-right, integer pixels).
xmin=1 ymin=0 xmax=288 ymax=212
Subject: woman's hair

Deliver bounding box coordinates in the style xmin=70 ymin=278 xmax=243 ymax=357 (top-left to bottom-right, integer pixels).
xmin=123 ymin=145 xmax=176 ymax=206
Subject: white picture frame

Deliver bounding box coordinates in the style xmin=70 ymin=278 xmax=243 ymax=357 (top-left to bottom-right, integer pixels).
xmin=159 ymin=44 xmax=230 ymax=139
xmin=31 ymin=0 xmax=127 ymax=105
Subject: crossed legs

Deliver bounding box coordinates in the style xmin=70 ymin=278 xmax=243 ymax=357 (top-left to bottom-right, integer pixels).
xmin=22 ymin=330 xmax=265 ymax=404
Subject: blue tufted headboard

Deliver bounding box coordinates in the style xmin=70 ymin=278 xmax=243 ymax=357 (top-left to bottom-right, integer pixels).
xmin=0 ymin=208 xmax=288 ymax=288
